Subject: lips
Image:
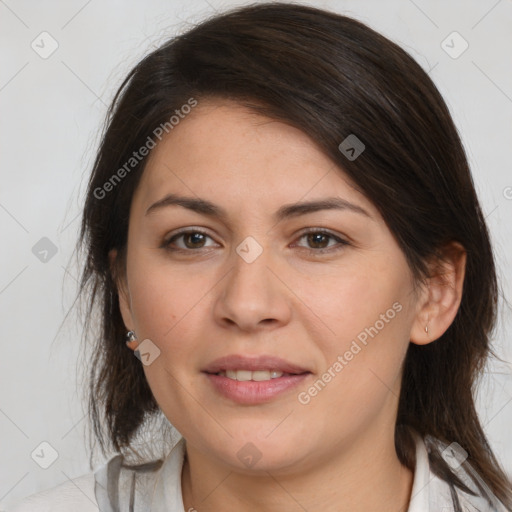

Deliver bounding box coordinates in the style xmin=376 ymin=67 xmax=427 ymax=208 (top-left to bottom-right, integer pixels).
xmin=202 ymin=354 xmax=312 ymax=404
xmin=202 ymin=354 xmax=311 ymax=375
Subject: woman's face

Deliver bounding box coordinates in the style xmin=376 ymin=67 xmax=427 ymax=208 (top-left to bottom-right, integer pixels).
xmin=116 ymin=99 xmax=424 ymax=474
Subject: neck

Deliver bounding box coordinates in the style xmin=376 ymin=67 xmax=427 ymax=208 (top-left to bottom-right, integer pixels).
xmin=181 ymin=426 xmax=414 ymax=512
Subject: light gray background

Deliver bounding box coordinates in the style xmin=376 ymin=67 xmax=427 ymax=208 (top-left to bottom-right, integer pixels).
xmin=1 ymin=0 xmax=511 ymax=508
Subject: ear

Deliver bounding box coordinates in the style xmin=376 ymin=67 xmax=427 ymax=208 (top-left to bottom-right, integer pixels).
xmin=109 ymin=248 xmax=137 ymax=348
xmin=410 ymin=242 xmax=466 ymax=345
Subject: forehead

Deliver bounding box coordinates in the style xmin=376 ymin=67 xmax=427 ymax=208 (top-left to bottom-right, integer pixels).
xmin=133 ymin=100 xmax=377 ymax=218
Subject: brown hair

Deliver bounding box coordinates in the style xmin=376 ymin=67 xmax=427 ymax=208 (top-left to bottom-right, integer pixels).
xmin=77 ymin=2 xmax=512 ymax=506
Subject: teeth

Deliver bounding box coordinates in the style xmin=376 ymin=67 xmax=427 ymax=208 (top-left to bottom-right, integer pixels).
xmin=217 ymin=369 xmax=285 ymax=381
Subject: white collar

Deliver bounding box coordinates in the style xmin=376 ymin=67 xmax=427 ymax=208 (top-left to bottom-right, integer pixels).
xmin=150 ymin=436 xmax=186 ymax=512
xmin=96 ymin=430 xmax=504 ymax=511
xmin=407 ymin=429 xmax=453 ymax=511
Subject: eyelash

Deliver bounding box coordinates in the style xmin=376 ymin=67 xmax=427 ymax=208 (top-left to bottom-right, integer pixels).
xmin=161 ymin=228 xmax=350 ymax=255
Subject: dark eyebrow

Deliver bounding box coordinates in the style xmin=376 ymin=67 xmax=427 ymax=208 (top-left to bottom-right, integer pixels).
xmin=145 ymin=193 xmax=371 ymax=221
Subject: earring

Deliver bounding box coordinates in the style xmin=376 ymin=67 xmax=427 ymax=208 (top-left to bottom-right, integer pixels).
xmin=126 ymin=330 xmax=137 ymax=345
xmin=425 ymin=325 xmax=429 ymax=334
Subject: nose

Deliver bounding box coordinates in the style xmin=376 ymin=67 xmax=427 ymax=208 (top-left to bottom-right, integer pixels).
xmin=213 ymin=241 xmax=292 ymax=332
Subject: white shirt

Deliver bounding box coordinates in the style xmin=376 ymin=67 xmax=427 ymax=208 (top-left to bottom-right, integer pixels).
xmin=4 ymin=431 xmax=509 ymax=511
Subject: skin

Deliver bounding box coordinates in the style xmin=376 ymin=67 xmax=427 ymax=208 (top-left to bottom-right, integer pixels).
xmin=112 ymin=99 xmax=466 ymax=512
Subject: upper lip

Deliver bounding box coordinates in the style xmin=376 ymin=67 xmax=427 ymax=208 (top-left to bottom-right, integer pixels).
xmin=202 ymin=355 xmax=311 ymax=374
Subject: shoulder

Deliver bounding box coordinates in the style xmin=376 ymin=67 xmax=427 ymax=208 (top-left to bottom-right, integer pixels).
xmin=5 ymin=473 xmax=98 ymax=512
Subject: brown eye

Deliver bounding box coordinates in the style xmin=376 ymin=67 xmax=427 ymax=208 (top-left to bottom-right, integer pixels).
xmin=162 ymin=230 xmax=216 ymax=251
xmin=294 ymin=230 xmax=349 ymax=254
xmin=181 ymin=232 xmax=207 ymax=249
xmin=305 ymin=232 xmax=331 ymax=249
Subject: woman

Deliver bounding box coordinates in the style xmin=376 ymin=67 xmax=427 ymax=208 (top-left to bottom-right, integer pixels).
xmin=8 ymin=2 xmax=511 ymax=511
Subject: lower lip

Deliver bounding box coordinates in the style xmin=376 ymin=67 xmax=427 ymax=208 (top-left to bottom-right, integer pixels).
xmin=204 ymin=372 xmax=311 ymax=404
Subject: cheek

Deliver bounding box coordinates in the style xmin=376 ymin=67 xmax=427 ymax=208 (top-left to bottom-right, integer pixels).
xmin=127 ymin=249 xmax=208 ymax=340
xmin=127 ymin=256 xmax=206 ymax=424
xmin=297 ymin=310 xmax=409 ymax=441
xmin=296 ymin=260 xmax=412 ymax=409
xmin=297 ymin=257 xmax=410 ymax=347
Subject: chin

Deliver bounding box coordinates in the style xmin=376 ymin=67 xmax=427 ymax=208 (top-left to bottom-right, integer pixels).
xmin=214 ymin=436 xmax=311 ymax=474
